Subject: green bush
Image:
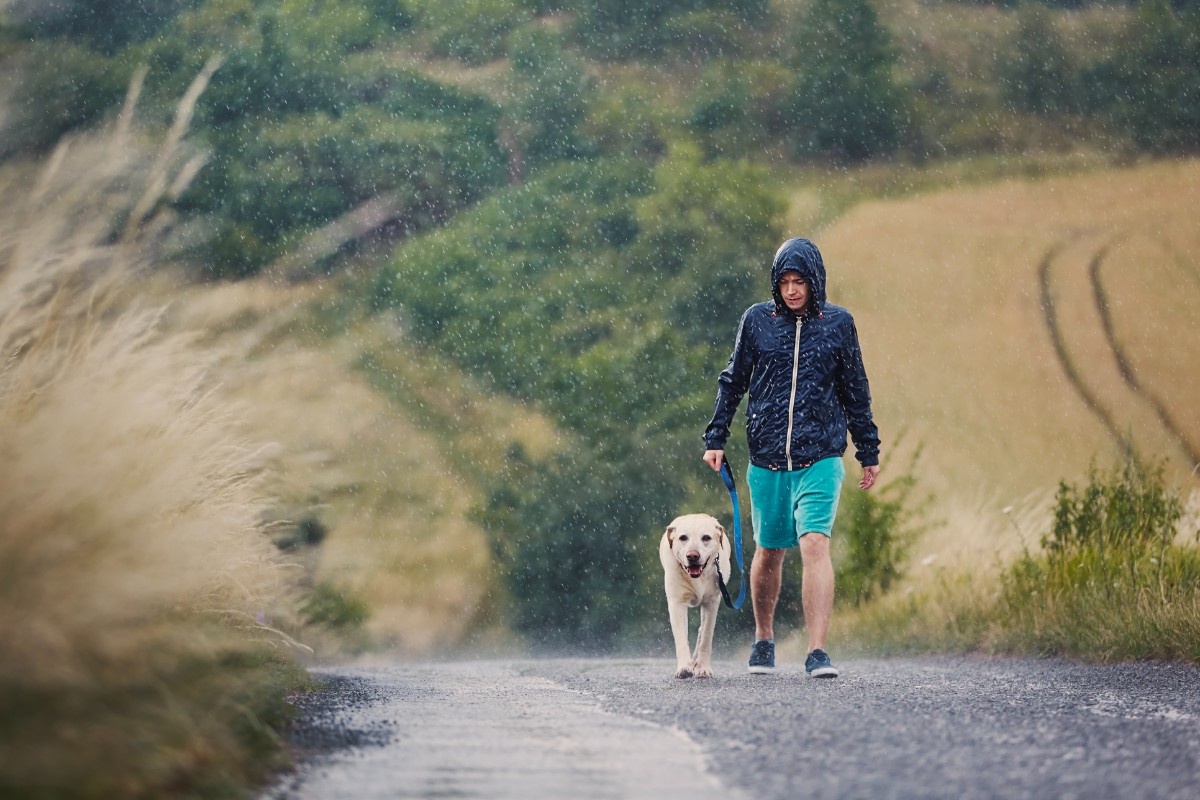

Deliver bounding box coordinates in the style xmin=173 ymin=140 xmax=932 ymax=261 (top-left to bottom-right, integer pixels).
xmin=573 ymin=0 xmax=768 ymax=58
xmin=478 ymin=444 xmax=685 ymax=651
xmin=4 ymin=0 xmax=499 ymax=276
xmin=301 ymin=582 xmax=371 ymax=632
xmin=372 ymin=148 xmax=780 ymax=649
xmin=686 ymin=60 xmax=793 ymax=157
xmin=4 ymin=0 xmax=196 ymax=54
xmin=411 ymin=0 xmax=528 ymax=65
xmin=1044 ymin=457 xmax=1183 ymax=557
xmin=833 ymin=449 xmax=931 ymax=607
xmin=580 ymin=81 xmax=674 ymax=160
xmin=786 ymin=0 xmax=911 ymax=161
xmin=996 ymin=457 xmax=1200 ymax=660
xmin=1000 ymin=3 xmax=1079 ymax=116
xmin=0 ymin=42 xmax=133 ymax=156
xmin=187 ymin=95 xmax=506 ymax=276
xmin=505 ymin=24 xmax=593 ymax=169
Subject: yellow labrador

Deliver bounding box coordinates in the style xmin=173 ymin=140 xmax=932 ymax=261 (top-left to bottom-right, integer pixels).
xmin=659 ymin=513 xmax=731 ymax=679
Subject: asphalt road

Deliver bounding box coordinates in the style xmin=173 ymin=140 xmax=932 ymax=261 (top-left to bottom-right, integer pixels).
xmin=263 ymin=655 xmax=1200 ymax=800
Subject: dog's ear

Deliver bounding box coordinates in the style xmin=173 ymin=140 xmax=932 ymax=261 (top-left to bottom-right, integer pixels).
xmin=665 ymin=525 xmax=676 ymax=547
xmin=715 ymin=523 xmax=725 ymax=544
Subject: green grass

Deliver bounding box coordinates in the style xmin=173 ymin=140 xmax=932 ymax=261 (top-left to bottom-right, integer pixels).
xmin=839 ymin=458 xmax=1200 ymax=664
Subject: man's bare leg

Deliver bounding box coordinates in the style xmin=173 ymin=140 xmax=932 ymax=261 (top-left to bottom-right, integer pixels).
xmin=751 ymin=547 xmax=786 ymax=641
xmin=798 ymin=532 xmax=834 ymax=653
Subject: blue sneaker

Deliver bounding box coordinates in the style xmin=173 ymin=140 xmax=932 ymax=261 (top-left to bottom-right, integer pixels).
xmin=805 ymin=648 xmax=839 ymax=678
xmin=748 ymin=639 xmax=777 ymax=674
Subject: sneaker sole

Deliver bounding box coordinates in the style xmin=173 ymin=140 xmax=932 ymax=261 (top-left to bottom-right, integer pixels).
xmin=747 ymin=666 xmax=778 ymax=674
xmin=807 ymin=666 xmax=839 ymax=678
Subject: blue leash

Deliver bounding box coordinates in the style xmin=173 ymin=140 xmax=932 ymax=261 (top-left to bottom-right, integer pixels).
xmin=717 ymin=455 xmax=747 ymax=610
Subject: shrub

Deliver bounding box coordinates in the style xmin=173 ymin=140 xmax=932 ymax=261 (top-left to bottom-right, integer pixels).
xmin=833 ymin=450 xmax=931 ymax=607
xmin=573 ymin=0 xmax=768 ymax=58
xmin=504 ymin=24 xmax=593 ymax=170
xmin=1044 ymin=457 xmax=1182 ymax=558
xmin=1000 ymin=3 xmax=1079 ymax=116
xmin=786 ymin=0 xmax=911 ymax=161
xmin=478 ymin=444 xmax=684 ymax=651
xmin=996 ymin=457 xmax=1200 ymax=660
xmin=1083 ymin=0 xmax=1200 ymax=154
xmin=0 ymin=42 xmax=133 ymax=156
xmin=411 ymin=0 xmax=528 ymax=65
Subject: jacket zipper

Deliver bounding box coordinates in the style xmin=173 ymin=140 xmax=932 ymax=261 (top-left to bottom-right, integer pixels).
xmin=785 ymin=316 xmax=802 ymax=470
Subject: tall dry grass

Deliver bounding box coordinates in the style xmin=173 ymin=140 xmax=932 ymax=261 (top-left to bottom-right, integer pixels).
xmin=0 ymin=66 xmax=304 ymax=797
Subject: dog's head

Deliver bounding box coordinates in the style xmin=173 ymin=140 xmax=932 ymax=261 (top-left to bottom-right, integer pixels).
xmin=665 ymin=513 xmax=725 ymax=579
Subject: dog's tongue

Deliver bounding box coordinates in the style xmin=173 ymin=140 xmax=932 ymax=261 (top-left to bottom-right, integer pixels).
xmin=687 ymin=564 xmax=704 ymax=578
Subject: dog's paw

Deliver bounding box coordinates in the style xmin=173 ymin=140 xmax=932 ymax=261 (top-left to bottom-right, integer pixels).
xmin=692 ymin=664 xmax=715 ymax=679
xmin=674 ymin=666 xmax=694 ymax=679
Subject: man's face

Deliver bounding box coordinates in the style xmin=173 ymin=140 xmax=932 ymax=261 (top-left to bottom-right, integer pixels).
xmin=778 ymin=272 xmax=809 ymax=313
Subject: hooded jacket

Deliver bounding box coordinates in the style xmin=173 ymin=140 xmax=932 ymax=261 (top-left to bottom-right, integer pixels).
xmin=703 ymin=238 xmax=880 ymax=470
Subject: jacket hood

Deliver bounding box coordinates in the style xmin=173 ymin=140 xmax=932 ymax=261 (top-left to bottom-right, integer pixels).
xmin=771 ymin=237 xmax=827 ymax=317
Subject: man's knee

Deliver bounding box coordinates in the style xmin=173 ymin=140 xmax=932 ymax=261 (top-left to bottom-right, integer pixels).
xmin=753 ymin=547 xmax=786 ymax=570
xmin=798 ymin=532 xmax=830 ymax=562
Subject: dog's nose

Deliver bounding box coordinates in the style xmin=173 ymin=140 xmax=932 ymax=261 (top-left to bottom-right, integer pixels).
xmin=686 ymin=551 xmax=701 ymax=563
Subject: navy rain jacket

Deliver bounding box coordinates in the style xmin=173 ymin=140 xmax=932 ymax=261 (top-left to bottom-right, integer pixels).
xmin=703 ymin=238 xmax=880 ymax=471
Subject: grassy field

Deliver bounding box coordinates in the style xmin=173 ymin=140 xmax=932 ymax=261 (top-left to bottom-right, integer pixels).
xmin=815 ymin=159 xmax=1200 ymax=561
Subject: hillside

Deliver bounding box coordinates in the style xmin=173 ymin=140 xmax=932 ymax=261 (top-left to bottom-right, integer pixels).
xmin=163 ymin=276 xmax=565 ymax=653
xmin=162 ymin=158 xmax=1200 ymax=654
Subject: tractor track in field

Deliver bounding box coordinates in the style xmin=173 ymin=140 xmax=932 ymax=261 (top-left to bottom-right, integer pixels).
xmin=1088 ymin=240 xmax=1200 ymax=469
xmin=1038 ymin=233 xmax=1198 ymax=470
xmin=1036 ymin=236 xmax=1133 ymax=459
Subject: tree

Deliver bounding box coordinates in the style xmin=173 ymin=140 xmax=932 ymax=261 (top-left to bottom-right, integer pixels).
xmin=504 ymin=25 xmax=592 ymax=175
xmin=573 ymin=0 xmax=769 ymax=58
xmin=1109 ymin=0 xmax=1200 ymax=153
xmin=787 ymin=0 xmax=909 ymax=161
xmin=1001 ymin=3 xmax=1079 ymax=116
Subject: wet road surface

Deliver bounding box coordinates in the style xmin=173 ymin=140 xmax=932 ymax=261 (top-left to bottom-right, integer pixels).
xmin=264 ymin=655 xmax=1200 ymax=799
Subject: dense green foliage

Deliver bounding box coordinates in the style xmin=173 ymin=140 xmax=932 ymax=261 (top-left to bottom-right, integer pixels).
xmin=1095 ymin=0 xmax=1200 ymax=153
xmin=373 ymin=152 xmax=780 ymax=646
xmin=3 ymin=0 xmax=505 ymax=276
xmin=788 ymin=0 xmax=909 ymax=160
xmin=997 ymin=458 xmax=1200 ymax=659
xmin=833 ymin=449 xmax=929 ymax=607
xmin=4 ymin=0 xmax=1200 ymax=275
xmin=573 ymin=0 xmax=768 ymax=57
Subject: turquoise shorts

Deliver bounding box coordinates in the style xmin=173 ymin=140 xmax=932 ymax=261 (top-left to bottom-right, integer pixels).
xmin=747 ymin=457 xmax=846 ymax=548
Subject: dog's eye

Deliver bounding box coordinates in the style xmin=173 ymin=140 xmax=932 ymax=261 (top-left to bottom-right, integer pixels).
xmin=702 ymin=535 xmax=712 ymax=542
xmin=678 ymin=534 xmax=688 ymax=542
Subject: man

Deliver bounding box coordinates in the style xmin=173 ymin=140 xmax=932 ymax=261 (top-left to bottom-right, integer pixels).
xmin=702 ymin=237 xmax=880 ymax=678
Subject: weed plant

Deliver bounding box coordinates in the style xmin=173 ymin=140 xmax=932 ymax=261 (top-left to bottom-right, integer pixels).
xmin=834 ymin=445 xmax=933 ymax=608
xmin=995 ymin=458 xmax=1200 ymax=661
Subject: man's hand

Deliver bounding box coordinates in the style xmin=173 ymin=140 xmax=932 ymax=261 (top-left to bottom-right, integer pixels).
xmin=860 ymin=464 xmax=880 ymax=490
xmin=702 ymin=449 xmax=724 ymax=472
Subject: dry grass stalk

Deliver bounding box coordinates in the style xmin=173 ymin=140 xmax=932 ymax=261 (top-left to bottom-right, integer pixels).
xmin=0 ymin=67 xmax=292 ymax=688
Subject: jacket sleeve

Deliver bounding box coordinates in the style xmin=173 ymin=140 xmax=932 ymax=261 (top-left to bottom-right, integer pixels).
xmin=703 ymin=309 xmax=755 ymax=450
xmin=835 ymin=318 xmax=881 ymax=467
